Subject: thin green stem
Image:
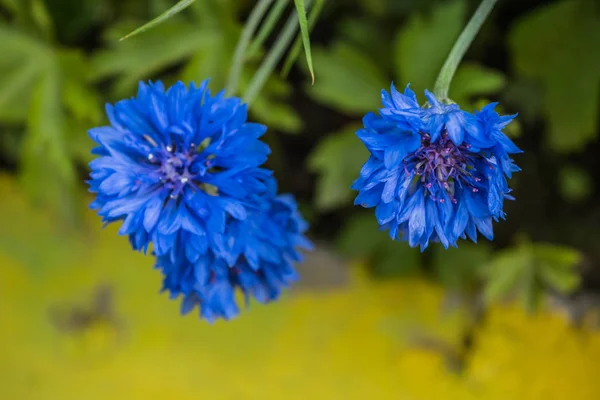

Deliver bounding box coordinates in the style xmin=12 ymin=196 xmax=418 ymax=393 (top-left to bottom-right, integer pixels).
xmin=433 ymin=0 xmax=499 ymax=100
xmin=243 ymin=0 xmax=312 ymax=106
xmin=225 ymin=0 xmax=274 ymax=97
xmin=246 ymin=0 xmax=290 ymax=60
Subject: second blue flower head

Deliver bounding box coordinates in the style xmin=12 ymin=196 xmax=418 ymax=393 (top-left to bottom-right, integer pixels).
xmin=353 ymin=84 xmax=521 ymax=250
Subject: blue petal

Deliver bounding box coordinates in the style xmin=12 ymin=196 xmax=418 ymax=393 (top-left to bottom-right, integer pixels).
xmin=408 ymin=193 xmax=426 ymax=247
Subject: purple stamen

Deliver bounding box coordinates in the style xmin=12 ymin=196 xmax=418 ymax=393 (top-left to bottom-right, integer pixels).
xmin=403 ymin=131 xmax=483 ymax=198
xmin=146 ymin=141 xmax=217 ymax=196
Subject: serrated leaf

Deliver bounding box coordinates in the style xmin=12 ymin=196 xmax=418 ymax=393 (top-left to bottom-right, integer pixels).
xmin=533 ymin=243 xmax=581 ymax=294
xmin=520 ymin=272 xmax=545 ymax=315
xmin=120 ymin=0 xmax=196 ymax=40
xmin=394 ymin=0 xmax=466 ymax=95
xmin=538 ymin=262 xmax=580 ymax=294
xmin=0 ymin=26 xmax=87 ymax=223
xmin=308 ymin=124 xmax=369 ymax=210
xmin=303 ymin=42 xmax=387 ymax=113
xmin=483 ymin=248 xmax=531 ymax=303
xmin=58 ymin=49 xmax=102 ymax=165
xmin=532 ymin=243 xmax=582 ymax=269
xmin=484 ymin=242 xmax=582 ymax=312
xmin=0 ymin=27 xmax=49 ymax=122
xmin=509 ymin=0 xmax=600 ymax=152
xmin=21 ymin=64 xmax=80 ymax=223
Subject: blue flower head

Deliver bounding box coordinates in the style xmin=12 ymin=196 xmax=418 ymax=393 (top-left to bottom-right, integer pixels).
xmin=155 ymin=180 xmax=313 ymax=322
xmin=353 ymin=84 xmax=521 ymax=250
xmin=88 ymin=80 xmax=273 ymax=263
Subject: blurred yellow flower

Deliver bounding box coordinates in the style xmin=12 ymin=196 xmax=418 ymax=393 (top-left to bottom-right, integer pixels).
xmin=1 ymin=175 xmax=599 ymax=399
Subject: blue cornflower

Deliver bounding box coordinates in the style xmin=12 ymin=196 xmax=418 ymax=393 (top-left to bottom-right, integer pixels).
xmin=353 ymin=84 xmax=521 ymax=250
xmin=154 ymin=181 xmax=312 ymax=322
xmin=88 ymin=80 xmax=272 ymax=263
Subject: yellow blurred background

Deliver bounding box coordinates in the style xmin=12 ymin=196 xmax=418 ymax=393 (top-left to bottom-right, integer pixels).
xmin=1 ymin=174 xmax=599 ymax=399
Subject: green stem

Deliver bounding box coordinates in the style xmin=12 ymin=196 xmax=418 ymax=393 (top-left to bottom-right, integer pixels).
xmin=225 ymin=0 xmax=274 ymax=97
xmin=243 ymin=0 xmax=312 ymax=106
xmin=246 ymin=0 xmax=290 ymax=60
xmin=433 ymin=0 xmax=499 ymax=100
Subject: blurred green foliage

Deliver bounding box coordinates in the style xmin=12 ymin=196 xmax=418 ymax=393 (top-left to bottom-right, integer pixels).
xmin=298 ymin=0 xmax=592 ymax=309
xmin=0 ymin=0 xmax=597 ymax=316
xmin=483 ymin=239 xmax=581 ymax=313
xmin=509 ymin=0 xmax=600 ymax=152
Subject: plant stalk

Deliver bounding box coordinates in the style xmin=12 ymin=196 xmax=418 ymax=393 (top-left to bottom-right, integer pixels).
xmin=433 ymin=0 xmax=499 ymax=100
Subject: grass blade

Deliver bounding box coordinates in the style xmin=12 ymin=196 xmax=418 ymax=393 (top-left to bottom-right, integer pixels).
xmin=243 ymin=0 xmax=313 ymax=106
xmin=226 ymin=0 xmax=274 ymax=96
xmin=246 ymin=0 xmax=290 ymax=60
xmin=120 ymin=0 xmax=196 ymax=41
xmin=293 ymin=0 xmax=314 ymax=83
xmin=282 ymin=0 xmax=324 ymax=78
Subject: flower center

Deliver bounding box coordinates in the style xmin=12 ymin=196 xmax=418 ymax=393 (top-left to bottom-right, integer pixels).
xmin=404 ymin=132 xmax=483 ymax=203
xmin=146 ymin=139 xmax=217 ymax=198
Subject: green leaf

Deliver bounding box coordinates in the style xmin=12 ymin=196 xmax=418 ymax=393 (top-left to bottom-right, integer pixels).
xmin=58 ymin=49 xmax=102 ymax=165
xmin=394 ymin=0 xmax=466 ymax=96
xmin=248 ymin=72 xmax=302 ymax=133
xmin=302 ymin=41 xmax=387 ymax=113
xmin=533 ymin=243 xmax=582 ymax=270
xmin=533 ymin=243 xmax=582 ymax=294
xmin=180 ymin=22 xmax=239 ymax=92
xmin=292 ymin=0 xmax=315 ymax=83
xmin=0 ymin=27 xmax=93 ymax=223
xmin=538 ymin=261 xmax=581 ymax=295
xmin=93 ymin=20 xmax=217 ymax=95
xmin=59 ymin=50 xmax=102 ymax=124
xmin=483 ymin=247 xmax=532 ymax=303
xmin=21 ymin=62 xmax=80 ymax=223
xmin=120 ymin=0 xmax=196 ymax=40
xmin=0 ymin=27 xmax=49 ymax=122
xmin=509 ymin=0 xmax=600 ymax=152
xmin=483 ymin=242 xmax=582 ymax=312
xmin=307 ymin=124 xmax=369 ymax=210
xmin=449 ymin=63 xmax=506 ymax=109
xmin=31 ymin=0 xmax=55 ymax=40
xmin=337 ymin=18 xmax=391 ymax=72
